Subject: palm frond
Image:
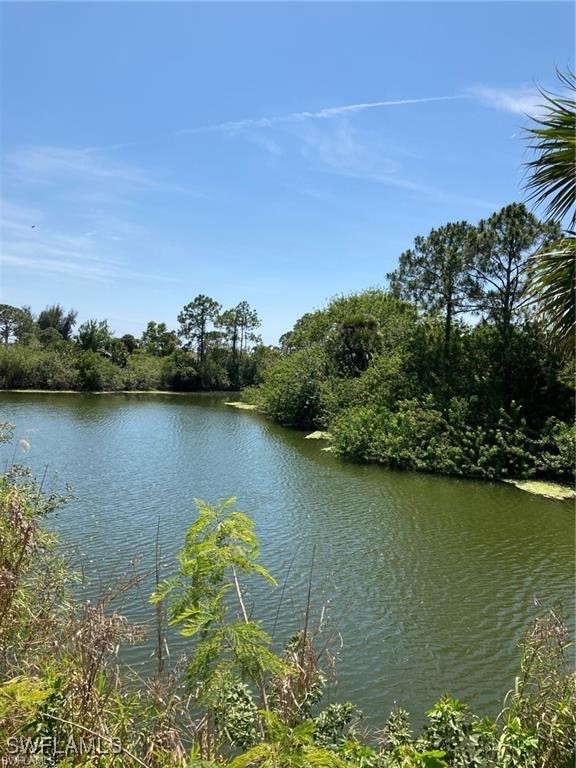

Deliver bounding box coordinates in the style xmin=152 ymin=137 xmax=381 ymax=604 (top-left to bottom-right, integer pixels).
xmin=524 ymin=69 xmax=576 ymax=229
xmin=528 ymin=236 xmax=576 ymax=353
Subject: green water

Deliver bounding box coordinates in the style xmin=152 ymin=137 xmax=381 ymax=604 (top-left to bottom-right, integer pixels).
xmin=1 ymin=391 xmax=573 ymax=726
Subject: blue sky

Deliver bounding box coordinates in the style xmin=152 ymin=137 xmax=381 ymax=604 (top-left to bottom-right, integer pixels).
xmin=1 ymin=2 xmax=574 ymax=344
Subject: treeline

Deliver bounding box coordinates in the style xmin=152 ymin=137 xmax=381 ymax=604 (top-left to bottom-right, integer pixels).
xmin=246 ymin=204 xmax=575 ymax=482
xmin=1 ymin=453 xmax=574 ymax=767
xmin=0 ymin=296 xmax=278 ymax=391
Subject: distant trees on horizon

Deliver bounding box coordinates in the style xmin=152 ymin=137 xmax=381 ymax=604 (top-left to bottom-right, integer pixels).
xmin=0 ymin=295 xmax=271 ymax=392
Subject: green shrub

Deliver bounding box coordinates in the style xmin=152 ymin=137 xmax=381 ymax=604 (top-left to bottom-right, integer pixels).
xmin=536 ymin=418 xmax=576 ymax=481
xmin=76 ymin=351 xmax=123 ymax=391
xmin=332 ymin=398 xmax=542 ymax=479
xmin=0 ymin=345 xmax=78 ymax=389
xmin=122 ymin=351 xmax=164 ymax=390
xmin=161 ymin=349 xmax=201 ymax=390
xmin=255 ymin=347 xmax=331 ymax=428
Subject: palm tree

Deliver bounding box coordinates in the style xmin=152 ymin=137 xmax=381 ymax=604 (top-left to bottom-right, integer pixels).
xmin=524 ymin=69 xmax=575 ymax=353
xmin=37 ymin=303 xmax=78 ymax=340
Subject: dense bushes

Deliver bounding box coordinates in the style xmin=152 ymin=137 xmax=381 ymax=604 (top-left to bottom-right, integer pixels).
xmin=331 ymin=398 xmax=565 ymax=480
xmin=122 ymin=351 xmax=166 ymax=390
xmin=536 ymin=418 xmax=576 ymax=479
xmin=76 ymin=350 xmax=124 ymax=391
xmin=0 ymin=345 xmax=78 ymax=390
xmin=245 ymin=347 xmax=332 ymax=428
xmin=0 ymin=343 xmax=264 ymax=393
xmin=247 ymin=200 xmax=575 ymax=484
xmin=250 ymin=288 xmax=574 ymax=482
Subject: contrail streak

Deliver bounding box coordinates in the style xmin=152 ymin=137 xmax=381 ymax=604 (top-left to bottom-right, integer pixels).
xmin=178 ymin=95 xmax=460 ymax=134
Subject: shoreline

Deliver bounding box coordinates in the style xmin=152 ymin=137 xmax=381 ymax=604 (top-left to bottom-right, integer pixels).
xmin=502 ymin=478 xmax=575 ymax=501
xmin=3 ymin=390 xmax=572 ymax=501
xmin=0 ymin=388 xmax=237 ymax=397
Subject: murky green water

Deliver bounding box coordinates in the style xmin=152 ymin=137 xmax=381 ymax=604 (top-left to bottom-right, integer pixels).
xmin=1 ymin=391 xmax=573 ymax=726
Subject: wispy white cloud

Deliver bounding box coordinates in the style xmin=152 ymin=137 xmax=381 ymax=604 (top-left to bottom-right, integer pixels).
xmin=299 ymin=120 xmax=396 ymax=179
xmin=0 ymin=199 xmax=177 ymax=285
xmin=466 ymin=85 xmax=545 ymax=116
xmin=179 ymin=95 xmax=461 ymax=135
xmin=0 ymin=199 xmax=43 ymax=228
xmin=292 ymin=119 xmax=496 ymax=209
xmin=7 ymin=146 xmax=154 ymax=186
xmin=5 ymin=145 xmax=196 ymax=195
xmin=1 ymin=144 xmax=200 ymax=288
xmin=2 ymin=254 xmax=113 ymax=282
xmin=2 ymin=252 xmax=179 ymax=284
xmin=173 ymin=92 xmax=495 ymax=209
xmin=243 ymin=132 xmax=283 ymax=156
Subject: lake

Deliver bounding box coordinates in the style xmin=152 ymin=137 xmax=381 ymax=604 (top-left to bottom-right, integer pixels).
xmin=1 ymin=391 xmax=573 ymax=728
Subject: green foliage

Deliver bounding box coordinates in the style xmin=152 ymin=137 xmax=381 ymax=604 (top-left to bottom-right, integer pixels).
xmin=229 ymin=710 xmax=347 ymax=768
xmin=76 ymin=350 xmax=123 ymax=391
xmin=388 ymin=220 xmax=479 ymax=357
xmin=327 ymin=314 xmax=382 ymax=377
xmin=241 ymin=344 xmax=282 ymax=386
xmin=120 ymin=333 xmax=139 ymax=353
xmin=216 ymin=301 xmax=261 ymax=387
xmin=152 ymin=498 xmax=284 ymax=696
xmin=536 ymin=418 xmax=576 ymax=481
xmin=331 ymin=397 xmax=551 ymax=480
xmin=76 ymin=319 xmax=113 ymax=353
xmin=160 ymin=348 xmax=201 ymax=390
xmin=523 ymin=70 xmax=576 ymax=355
xmin=178 ymin=295 xmax=222 ymax=365
xmin=474 ymin=203 xmax=560 ymax=336
xmin=504 ymin=609 xmax=576 ymax=768
xmin=314 ymin=703 xmax=357 ymax=749
xmin=0 ymin=463 xmax=72 ymax=683
xmin=201 ymin=354 xmax=231 ymax=390
xmin=0 ymin=344 xmax=78 ymax=389
xmin=252 ymin=267 xmax=573 ymax=481
xmin=253 ymin=347 xmax=331 ymax=428
xmin=0 ymin=304 xmax=34 ymax=345
xmin=122 ymin=351 xmax=165 ymax=390
xmin=207 ymin=673 xmax=258 ymax=748
xmin=0 ymin=675 xmax=51 ymax=725
xmin=421 ymin=696 xmax=476 ymax=767
xmin=528 ymin=236 xmax=576 ymax=356
xmin=0 ymin=295 xmax=268 ymax=393
xmin=141 ymin=321 xmax=179 ymax=356
xmin=0 ymin=331 xmax=267 ymax=394
xmin=524 ymin=69 xmax=575 ymax=229
xmin=281 ymin=291 xmax=416 ymax=354
xmin=37 ymin=304 xmax=77 ymax=341
xmin=38 ymin=326 xmax=64 ymax=346
xmin=495 ymin=717 xmax=538 ymax=768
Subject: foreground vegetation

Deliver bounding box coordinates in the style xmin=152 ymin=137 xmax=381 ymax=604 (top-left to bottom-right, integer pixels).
xmin=0 ymin=432 xmax=574 ymax=767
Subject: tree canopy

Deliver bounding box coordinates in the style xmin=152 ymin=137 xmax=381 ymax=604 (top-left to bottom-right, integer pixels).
xmin=37 ymin=304 xmax=77 ymax=340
